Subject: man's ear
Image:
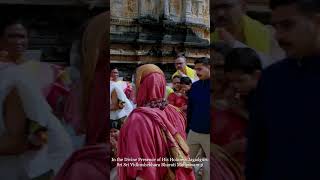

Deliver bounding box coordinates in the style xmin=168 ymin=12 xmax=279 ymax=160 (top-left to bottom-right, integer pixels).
xmin=207 ymin=64 xmax=211 ymax=72
xmin=253 ymin=70 xmax=261 ymax=80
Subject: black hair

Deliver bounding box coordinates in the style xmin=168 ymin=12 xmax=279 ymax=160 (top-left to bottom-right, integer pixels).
xmin=270 ymin=0 xmax=320 ymax=14
xmin=224 ymin=48 xmax=262 ymax=74
xmin=211 ymin=42 xmax=233 ymax=57
xmin=0 ymin=17 xmax=27 ymax=37
xmin=175 ymin=53 xmax=186 ymax=59
xmin=180 ymin=76 xmax=192 ymax=85
xmin=110 ymin=64 xmax=118 ymax=71
xmin=194 ymin=57 xmax=210 ymax=66
xmin=172 ymin=75 xmax=182 ymax=80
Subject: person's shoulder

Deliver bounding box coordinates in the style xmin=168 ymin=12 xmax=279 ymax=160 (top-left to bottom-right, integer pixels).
xmin=16 ymin=60 xmax=43 ymax=74
xmin=166 ymin=86 xmax=173 ymax=91
xmin=123 ymin=107 xmax=156 ymax=128
xmin=167 ymin=104 xmax=185 ymax=114
xmin=172 ymin=71 xmax=179 ymax=77
xmin=263 ymin=58 xmax=290 ymax=74
xmin=187 ymin=65 xmax=195 ymax=71
xmin=187 ymin=66 xmax=197 ymax=76
xmin=168 ymin=92 xmax=176 ymax=98
xmin=245 ymin=15 xmax=271 ymax=37
xmin=191 ymin=80 xmax=201 ymax=87
xmin=1 ymin=63 xmax=31 ymax=78
xmin=18 ymin=60 xmax=37 ymax=67
xmin=188 ymin=82 xmax=197 ymax=94
xmin=128 ymin=107 xmax=151 ymax=118
xmin=259 ymin=58 xmax=291 ymax=85
xmin=111 ymin=81 xmax=122 ymax=89
xmin=246 ymin=15 xmax=268 ymax=29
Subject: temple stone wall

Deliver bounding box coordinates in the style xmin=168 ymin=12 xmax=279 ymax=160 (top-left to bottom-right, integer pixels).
xmin=110 ymin=0 xmax=210 ymax=67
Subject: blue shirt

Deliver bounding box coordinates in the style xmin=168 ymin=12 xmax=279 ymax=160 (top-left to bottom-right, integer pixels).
xmin=187 ymin=79 xmax=210 ymax=134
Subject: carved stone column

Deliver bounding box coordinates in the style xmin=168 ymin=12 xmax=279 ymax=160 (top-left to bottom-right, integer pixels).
xmin=196 ymin=0 xmax=204 ymax=17
xmin=139 ymin=0 xmax=160 ymax=18
xmin=139 ymin=0 xmax=145 ymax=16
xmin=126 ymin=0 xmax=138 ymax=17
xmin=111 ymin=0 xmax=123 ymax=17
xmin=164 ymin=0 xmax=170 ymax=17
xmin=185 ymin=0 xmax=192 ymax=17
xmin=170 ymin=0 xmax=175 ymax=16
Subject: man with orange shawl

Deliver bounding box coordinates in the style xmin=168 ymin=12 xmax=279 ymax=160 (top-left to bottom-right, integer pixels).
xmin=117 ymin=64 xmax=195 ymax=180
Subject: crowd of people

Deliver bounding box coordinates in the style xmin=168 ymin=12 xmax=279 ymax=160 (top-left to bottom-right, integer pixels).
xmin=110 ymin=54 xmax=211 ymax=180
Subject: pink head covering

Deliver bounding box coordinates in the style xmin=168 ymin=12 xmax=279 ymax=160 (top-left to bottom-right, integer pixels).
xmin=117 ymin=64 xmax=195 ymax=180
xmin=135 ymin=64 xmax=166 ymax=107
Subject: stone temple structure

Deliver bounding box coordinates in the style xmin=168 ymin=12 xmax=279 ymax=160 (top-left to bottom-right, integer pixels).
xmin=0 ymin=0 xmax=107 ymax=65
xmin=110 ymin=0 xmax=210 ymax=81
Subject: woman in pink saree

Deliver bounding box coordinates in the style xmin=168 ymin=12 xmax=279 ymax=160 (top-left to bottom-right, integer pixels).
xmin=54 ymin=11 xmax=109 ymax=180
xmin=117 ymin=64 xmax=195 ymax=180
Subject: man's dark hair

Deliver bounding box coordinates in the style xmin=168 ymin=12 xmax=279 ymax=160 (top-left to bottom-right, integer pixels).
xmin=110 ymin=64 xmax=118 ymax=71
xmin=172 ymin=75 xmax=182 ymax=80
xmin=211 ymin=42 xmax=233 ymax=57
xmin=195 ymin=57 xmax=210 ymax=66
xmin=0 ymin=17 xmax=26 ymax=37
xmin=270 ymin=0 xmax=320 ymax=14
xmin=176 ymin=53 xmax=186 ymax=59
xmin=224 ymin=48 xmax=262 ymax=74
xmin=180 ymin=77 xmax=192 ymax=85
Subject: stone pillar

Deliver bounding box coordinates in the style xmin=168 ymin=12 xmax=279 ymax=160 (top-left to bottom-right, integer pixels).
xmin=164 ymin=0 xmax=170 ymax=17
xmin=138 ymin=0 xmax=143 ymax=16
xmin=197 ymin=0 xmax=204 ymax=17
xmin=126 ymin=0 xmax=138 ymax=17
xmin=185 ymin=0 xmax=192 ymax=17
xmin=168 ymin=0 xmax=173 ymax=15
xmin=111 ymin=0 xmax=123 ymax=17
xmin=139 ymin=0 xmax=159 ymax=18
xmin=149 ymin=0 xmax=155 ymax=15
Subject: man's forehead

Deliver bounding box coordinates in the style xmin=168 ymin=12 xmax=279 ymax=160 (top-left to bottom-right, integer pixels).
xmin=271 ymin=4 xmax=302 ymax=24
xmin=195 ymin=63 xmax=205 ymax=68
xmin=5 ymin=24 xmax=26 ymax=32
xmin=225 ymin=70 xmax=246 ymax=79
xmin=175 ymin=57 xmax=186 ymax=63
